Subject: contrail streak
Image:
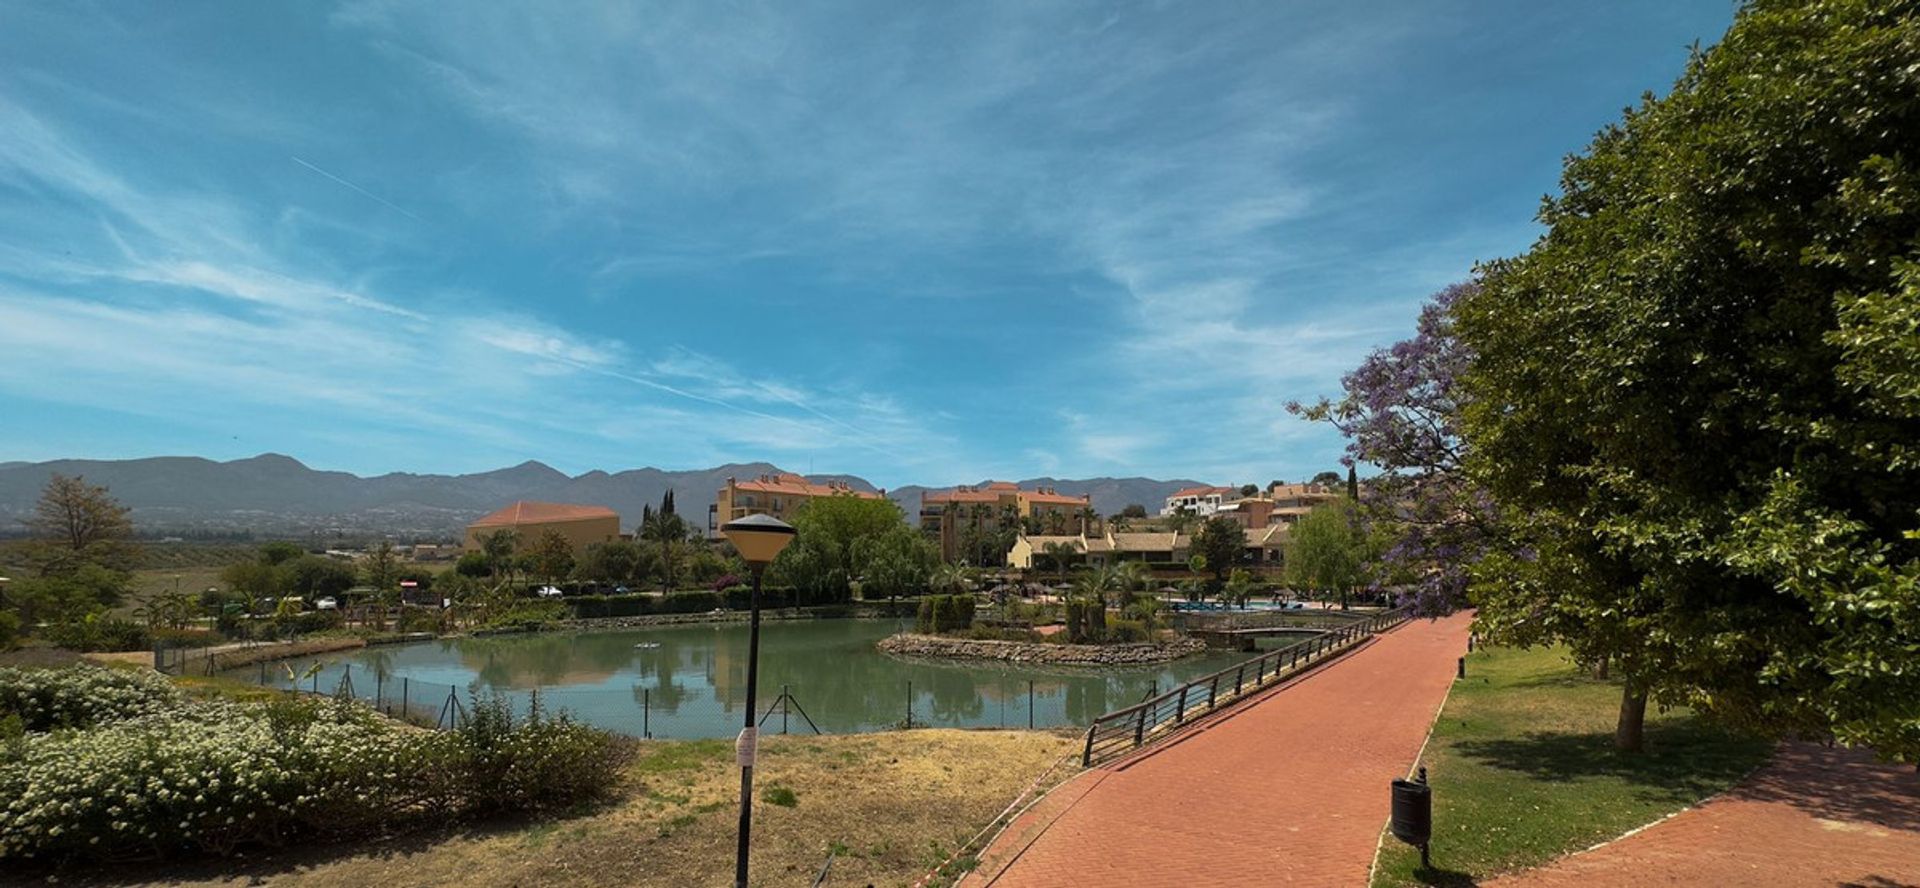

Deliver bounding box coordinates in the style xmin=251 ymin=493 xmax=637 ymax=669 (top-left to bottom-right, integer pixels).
xmin=290 ymin=156 xmax=423 ymax=222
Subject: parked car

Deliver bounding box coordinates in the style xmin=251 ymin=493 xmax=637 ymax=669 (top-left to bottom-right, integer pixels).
xmin=314 ymin=596 xmax=338 ymax=610
xmin=613 ymin=585 xmax=630 ymax=595
xmin=535 ymin=585 xmax=565 ymax=599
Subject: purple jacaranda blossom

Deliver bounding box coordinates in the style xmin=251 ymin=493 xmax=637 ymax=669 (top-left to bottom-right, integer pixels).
xmin=1289 ymin=281 xmax=1494 ymax=615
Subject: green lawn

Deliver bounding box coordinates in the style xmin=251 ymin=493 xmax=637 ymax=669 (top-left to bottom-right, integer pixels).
xmin=1371 ymin=645 xmax=1772 ymax=886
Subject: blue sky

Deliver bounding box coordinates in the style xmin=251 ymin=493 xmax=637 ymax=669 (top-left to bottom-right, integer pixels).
xmin=0 ymin=1 xmax=1734 ymax=489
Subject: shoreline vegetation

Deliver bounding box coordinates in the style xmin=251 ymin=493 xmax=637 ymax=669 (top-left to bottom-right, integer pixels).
xmin=877 ymin=631 xmax=1209 ymax=666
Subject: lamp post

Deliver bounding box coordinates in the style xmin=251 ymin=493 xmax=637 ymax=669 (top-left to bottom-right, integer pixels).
xmin=720 ymin=513 xmax=796 ymax=888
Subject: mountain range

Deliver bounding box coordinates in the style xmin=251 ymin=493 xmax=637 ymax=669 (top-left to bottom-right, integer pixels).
xmin=0 ymin=454 xmax=1205 ymax=540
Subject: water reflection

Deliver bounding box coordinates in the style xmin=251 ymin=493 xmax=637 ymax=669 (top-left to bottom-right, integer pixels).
xmin=263 ymin=619 xmax=1255 ymax=739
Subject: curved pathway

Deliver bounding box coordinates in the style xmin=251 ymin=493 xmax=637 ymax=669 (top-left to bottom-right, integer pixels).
xmin=1488 ymin=741 xmax=1920 ymax=888
xmin=963 ymin=611 xmax=1474 ymax=887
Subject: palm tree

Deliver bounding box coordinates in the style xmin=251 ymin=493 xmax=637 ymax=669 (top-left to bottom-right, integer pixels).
xmin=1114 ymin=560 xmax=1151 ymax=611
xmin=929 ymin=562 xmax=972 ymax=597
xmin=1078 ymin=506 xmax=1099 ymax=535
xmin=1040 ymin=540 xmax=1078 ymax=586
xmin=1070 ymin=563 xmax=1121 ymax=641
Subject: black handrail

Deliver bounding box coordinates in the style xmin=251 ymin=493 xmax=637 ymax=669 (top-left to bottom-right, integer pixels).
xmin=1080 ymin=605 xmax=1412 ymax=766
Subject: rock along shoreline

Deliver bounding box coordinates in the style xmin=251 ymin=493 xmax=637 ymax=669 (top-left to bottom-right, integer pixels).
xmin=876 ymin=632 xmax=1208 ymax=666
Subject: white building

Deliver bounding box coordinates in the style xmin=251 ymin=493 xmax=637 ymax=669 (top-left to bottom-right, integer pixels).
xmin=1160 ymin=485 xmax=1238 ymax=517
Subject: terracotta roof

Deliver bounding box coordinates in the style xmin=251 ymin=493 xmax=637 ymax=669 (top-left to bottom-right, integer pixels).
xmin=470 ymin=501 xmax=618 ymax=527
xmin=1110 ymin=532 xmax=1183 ymax=552
xmin=1246 ymin=525 xmax=1291 ymax=547
xmin=731 ymin=473 xmax=881 ymax=499
xmin=1025 ymin=535 xmax=1086 ymax=553
xmin=922 ymin=483 xmax=1088 ymax=506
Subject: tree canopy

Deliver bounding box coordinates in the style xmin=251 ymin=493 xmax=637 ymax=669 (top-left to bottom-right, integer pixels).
xmin=1284 ymin=499 xmax=1367 ymax=607
xmin=1455 ymin=0 xmax=1920 ymax=756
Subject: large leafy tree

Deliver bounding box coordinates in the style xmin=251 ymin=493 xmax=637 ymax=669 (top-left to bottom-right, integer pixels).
xmin=773 ymin=495 xmax=913 ymax=604
xmin=1455 ymin=0 xmax=1920 ymax=756
xmin=1284 ymin=500 xmax=1367 ymax=608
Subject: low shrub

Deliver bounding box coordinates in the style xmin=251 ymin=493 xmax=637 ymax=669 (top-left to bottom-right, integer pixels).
xmin=1107 ymin=619 xmax=1151 ymax=643
xmin=0 ymin=612 xmax=17 ymax=651
xmin=0 ymin=679 xmax=628 ymax=863
xmin=0 ymin=665 xmax=182 ymax=732
xmin=43 ymin=615 xmax=149 ymax=653
xmin=393 ymin=607 xmax=445 ymax=634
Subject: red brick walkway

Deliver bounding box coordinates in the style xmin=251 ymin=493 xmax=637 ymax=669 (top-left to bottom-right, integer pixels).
xmin=1488 ymin=741 xmax=1920 ymax=888
xmin=963 ymin=611 xmax=1474 ymax=887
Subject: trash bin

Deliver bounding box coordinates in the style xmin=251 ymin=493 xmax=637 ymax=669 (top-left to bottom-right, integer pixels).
xmin=1390 ymin=777 xmax=1432 ymax=847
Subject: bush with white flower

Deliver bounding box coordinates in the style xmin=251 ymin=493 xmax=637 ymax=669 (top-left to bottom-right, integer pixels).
xmin=0 ymin=664 xmax=181 ymax=732
xmin=0 ymin=669 xmax=628 ymax=863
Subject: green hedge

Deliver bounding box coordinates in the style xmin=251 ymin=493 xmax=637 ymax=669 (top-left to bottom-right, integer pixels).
xmin=916 ymin=595 xmax=977 ymax=634
xmin=567 ymin=588 xmax=810 ymax=619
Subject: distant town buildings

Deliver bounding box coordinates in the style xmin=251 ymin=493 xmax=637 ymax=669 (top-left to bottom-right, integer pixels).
xmin=1160 ymin=486 xmax=1238 ymax=517
xmin=920 ymin=482 xmax=1094 ymax=562
xmin=463 ymin=501 xmax=621 ymax=554
xmin=709 ymin=473 xmax=884 ymax=537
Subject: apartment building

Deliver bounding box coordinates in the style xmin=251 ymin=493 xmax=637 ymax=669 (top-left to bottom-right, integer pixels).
xmin=708 ymin=473 xmax=884 ymax=536
xmin=919 ymin=482 xmax=1093 ymax=563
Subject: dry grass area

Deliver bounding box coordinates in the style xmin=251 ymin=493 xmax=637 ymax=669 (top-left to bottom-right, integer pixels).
xmin=48 ymin=729 xmax=1079 ymax=888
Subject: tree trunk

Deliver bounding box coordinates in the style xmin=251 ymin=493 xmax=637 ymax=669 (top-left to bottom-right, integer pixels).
xmin=1614 ymin=685 xmax=1646 ymax=752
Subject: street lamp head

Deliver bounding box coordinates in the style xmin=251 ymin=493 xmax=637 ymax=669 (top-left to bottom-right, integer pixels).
xmin=721 ymin=513 xmax=796 ymax=565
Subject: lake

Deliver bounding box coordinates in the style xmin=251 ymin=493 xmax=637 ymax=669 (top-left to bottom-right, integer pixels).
xmin=251 ymin=618 xmax=1302 ymax=739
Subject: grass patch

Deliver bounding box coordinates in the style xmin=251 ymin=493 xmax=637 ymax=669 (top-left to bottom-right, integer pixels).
xmin=761 ymin=784 xmax=799 ymax=807
xmin=1372 ymin=645 xmax=1771 ymax=886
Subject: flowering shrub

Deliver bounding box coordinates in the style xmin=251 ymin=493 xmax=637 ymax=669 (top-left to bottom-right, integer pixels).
xmin=0 ymin=671 xmax=629 ymax=862
xmin=0 ymin=665 xmax=181 ymax=732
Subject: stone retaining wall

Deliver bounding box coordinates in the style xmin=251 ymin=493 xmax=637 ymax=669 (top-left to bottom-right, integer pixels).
xmin=876 ymin=633 xmax=1208 ymax=666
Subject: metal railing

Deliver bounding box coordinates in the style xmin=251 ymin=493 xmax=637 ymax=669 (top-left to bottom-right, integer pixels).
xmin=1080 ymin=605 xmax=1412 ymax=766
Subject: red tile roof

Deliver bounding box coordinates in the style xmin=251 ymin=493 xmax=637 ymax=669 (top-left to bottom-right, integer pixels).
xmin=922 ymin=483 xmax=1089 ymax=507
xmin=470 ymin=501 xmax=619 ymax=527
xmin=731 ymin=473 xmax=882 ymax=499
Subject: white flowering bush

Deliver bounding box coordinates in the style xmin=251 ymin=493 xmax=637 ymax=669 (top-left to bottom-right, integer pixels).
xmin=0 ymin=677 xmax=628 ymax=863
xmin=0 ymin=665 xmax=181 ymax=732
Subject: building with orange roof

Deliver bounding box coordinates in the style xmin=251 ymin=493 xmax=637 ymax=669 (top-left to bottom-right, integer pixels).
xmin=708 ymin=472 xmax=885 ymax=537
xmin=919 ymin=482 xmax=1094 ymax=563
xmin=463 ymin=501 xmax=622 ymax=555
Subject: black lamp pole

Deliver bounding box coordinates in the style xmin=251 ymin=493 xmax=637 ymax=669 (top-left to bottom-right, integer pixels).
xmin=734 ymin=563 xmax=765 ymax=888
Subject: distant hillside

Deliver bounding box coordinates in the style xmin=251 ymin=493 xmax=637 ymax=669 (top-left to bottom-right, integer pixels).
xmin=0 ymin=454 xmax=1204 ymax=539
xmin=0 ymin=455 xmax=875 ymax=540
xmin=888 ymin=477 xmax=1205 ymax=517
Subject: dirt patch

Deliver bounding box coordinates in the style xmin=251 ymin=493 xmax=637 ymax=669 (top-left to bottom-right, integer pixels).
xmin=45 ymin=729 xmax=1079 ymax=888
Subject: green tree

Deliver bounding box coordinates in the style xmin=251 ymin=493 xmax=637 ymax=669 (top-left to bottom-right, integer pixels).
xmin=286 ymin=555 xmax=355 ymax=599
xmin=578 ymin=540 xmax=643 ymax=586
xmin=1284 ymin=500 xmax=1364 ymax=608
xmin=1454 ymin=0 xmax=1920 ymax=756
xmin=851 ymin=525 xmax=938 ymax=602
xmin=1120 ymin=504 xmax=1148 ymax=519
xmin=258 ymin=541 xmax=305 ymax=566
xmin=529 ymin=529 xmax=576 ymax=586
xmin=772 ymin=495 xmax=913 ymax=604
xmin=477 ymin=530 xmax=520 ymax=584
xmin=1310 ymin=471 xmax=1343 ymax=487
xmin=1191 ymin=517 xmax=1247 ymax=587
xmin=361 ymin=540 xmax=400 ymax=601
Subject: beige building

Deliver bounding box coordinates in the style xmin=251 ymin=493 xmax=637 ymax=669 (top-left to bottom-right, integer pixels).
xmin=464 ymin=501 xmax=622 ymax=555
xmin=1008 ymin=530 xmax=1190 ymax=570
xmin=708 ymin=473 xmax=885 ymax=537
xmin=920 ymin=482 xmax=1094 ymax=563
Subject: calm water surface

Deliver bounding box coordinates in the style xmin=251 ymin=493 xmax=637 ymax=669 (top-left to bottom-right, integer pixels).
xmin=257 ymin=619 xmax=1304 ymax=739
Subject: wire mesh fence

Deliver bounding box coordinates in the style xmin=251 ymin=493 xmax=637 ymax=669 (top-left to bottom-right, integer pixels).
xmin=241 ymin=655 xmax=1161 ymax=740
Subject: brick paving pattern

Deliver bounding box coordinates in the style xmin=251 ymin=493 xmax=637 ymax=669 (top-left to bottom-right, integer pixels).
xmin=964 ymin=611 xmax=1475 ymax=887
xmin=1489 ymin=741 xmax=1920 ymax=888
